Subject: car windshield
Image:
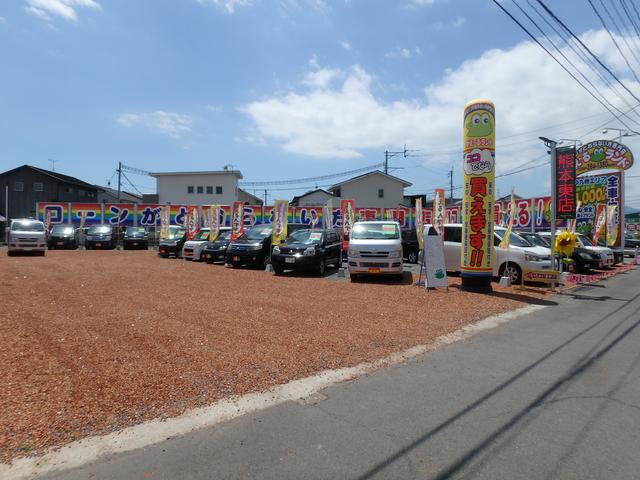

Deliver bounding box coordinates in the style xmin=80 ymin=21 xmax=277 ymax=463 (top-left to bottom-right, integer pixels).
xmin=495 ymin=228 xmax=533 ymax=247
xmin=213 ymin=230 xmax=231 ymax=242
xmin=241 ymin=227 xmax=273 ymax=240
xmin=522 ymin=233 xmax=549 ymax=248
xmin=126 ymin=227 xmax=146 ymax=235
xmin=51 ymin=225 xmax=74 ymax=235
xmin=11 ymin=221 xmax=45 ymax=232
xmin=87 ymin=226 xmax=112 ymax=234
xmin=351 ymin=223 xmax=400 ymax=240
xmin=192 ymin=230 xmax=210 ymax=241
xmin=166 ymin=227 xmax=185 ymax=240
xmin=285 ymin=229 xmax=323 ymax=245
xmin=578 ymin=234 xmax=593 ymax=246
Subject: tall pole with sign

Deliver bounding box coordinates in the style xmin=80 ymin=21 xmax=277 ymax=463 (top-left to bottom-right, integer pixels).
xmin=461 ymin=99 xmax=496 ymax=292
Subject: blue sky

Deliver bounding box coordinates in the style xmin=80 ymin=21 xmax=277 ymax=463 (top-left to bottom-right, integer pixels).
xmin=1 ymin=0 xmax=640 ymax=206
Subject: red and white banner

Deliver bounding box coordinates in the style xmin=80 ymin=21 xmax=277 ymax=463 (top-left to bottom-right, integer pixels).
xmin=593 ymin=204 xmax=606 ymax=244
xmin=231 ymin=201 xmax=244 ymax=241
xmin=185 ymin=205 xmax=200 ymax=241
xmin=341 ymin=199 xmax=355 ymax=251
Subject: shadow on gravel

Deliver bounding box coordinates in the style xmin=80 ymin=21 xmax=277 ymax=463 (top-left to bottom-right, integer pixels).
xmin=448 ymin=285 xmax=558 ymax=306
xmin=350 ymin=271 xmax=414 ymax=286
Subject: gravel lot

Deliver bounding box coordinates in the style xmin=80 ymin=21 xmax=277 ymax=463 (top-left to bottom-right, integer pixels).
xmin=0 ymin=249 xmax=551 ymax=463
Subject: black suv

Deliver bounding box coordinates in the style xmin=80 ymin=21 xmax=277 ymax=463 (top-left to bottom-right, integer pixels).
xmin=401 ymin=228 xmax=420 ymax=264
xmin=123 ymin=227 xmax=149 ymax=250
xmin=271 ymin=228 xmax=342 ymax=276
xmin=48 ymin=224 xmax=78 ymax=249
xmin=204 ymin=229 xmax=232 ymax=264
xmin=226 ymin=223 xmax=310 ymax=269
xmin=85 ymin=225 xmax=116 ymax=249
xmin=158 ymin=226 xmax=186 ymax=258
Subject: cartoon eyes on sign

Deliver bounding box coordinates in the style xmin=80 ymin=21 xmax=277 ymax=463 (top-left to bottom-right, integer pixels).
xmin=466 ymin=110 xmax=494 ymax=137
xmin=590 ymin=147 xmax=605 ymax=162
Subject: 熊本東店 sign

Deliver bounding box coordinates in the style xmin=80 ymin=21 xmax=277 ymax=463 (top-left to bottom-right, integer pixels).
xmin=555 ymin=146 xmax=576 ymax=220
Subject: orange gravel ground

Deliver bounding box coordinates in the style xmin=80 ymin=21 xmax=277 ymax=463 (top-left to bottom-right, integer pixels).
xmin=0 ymin=250 xmax=551 ymax=463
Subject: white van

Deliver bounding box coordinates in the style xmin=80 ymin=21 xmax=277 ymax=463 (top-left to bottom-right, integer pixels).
xmin=347 ymin=221 xmax=403 ymax=281
xmin=425 ymin=223 xmax=552 ymax=284
xmin=7 ymin=219 xmax=47 ymax=256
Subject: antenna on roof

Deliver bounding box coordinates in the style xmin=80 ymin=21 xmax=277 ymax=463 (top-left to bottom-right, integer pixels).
xmin=223 ymin=164 xmax=235 ymax=171
xmin=48 ymin=158 xmax=59 ymax=172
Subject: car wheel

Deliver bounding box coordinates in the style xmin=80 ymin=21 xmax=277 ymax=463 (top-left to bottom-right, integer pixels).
xmin=500 ymin=263 xmax=522 ymax=284
xmin=7 ymin=251 xmax=13 ymax=257
xmin=317 ymin=258 xmax=326 ymax=276
xmin=407 ymin=250 xmax=418 ymax=264
xmin=350 ymin=273 xmax=359 ymax=282
xmin=273 ymin=265 xmax=284 ymax=275
xmin=206 ymin=255 xmax=214 ymax=264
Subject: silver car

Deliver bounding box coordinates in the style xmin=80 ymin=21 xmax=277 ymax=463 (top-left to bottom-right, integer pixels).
xmin=7 ymin=219 xmax=47 ymax=256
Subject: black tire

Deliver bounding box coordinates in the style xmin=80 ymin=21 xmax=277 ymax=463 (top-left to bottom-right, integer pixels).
xmin=273 ymin=265 xmax=284 ymax=275
xmin=40 ymin=251 xmax=46 ymax=256
xmin=317 ymin=258 xmax=326 ymax=276
xmin=499 ymin=263 xmax=522 ymax=284
xmin=206 ymin=255 xmax=214 ymax=264
xmin=407 ymin=250 xmax=418 ymax=264
xmin=7 ymin=251 xmax=14 ymax=257
xmin=350 ymin=273 xmax=359 ymax=282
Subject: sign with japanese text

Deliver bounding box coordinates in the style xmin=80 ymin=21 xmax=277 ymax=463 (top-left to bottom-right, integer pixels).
xmin=341 ymin=199 xmax=355 ymax=251
xmin=160 ymin=205 xmax=170 ymax=240
xmin=433 ymin=188 xmax=445 ymax=239
xmin=593 ymin=204 xmax=606 ymax=244
xmin=323 ymin=201 xmax=332 ymax=230
xmin=185 ymin=205 xmax=200 ymax=241
xmin=522 ymin=269 xmax=560 ymax=285
xmin=230 ymin=201 xmax=244 ymax=241
xmin=576 ymin=140 xmax=634 ymax=176
xmin=70 ymin=203 xmax=101 ymax=225
xmin=208 ymin=205 xmax=220 ymax=241
xmin=555 ymin=146 xmax=576 ymax=220
xmin=38 ymin=203 xmax=67 ymax=225
xmin=575 ymin=172 xmax=622 ymax=248
xmin=272 ymin=200 xmax=288 ymax=246
xmin=105 ymin=203 xmax=134 ymax=226
xmin=415 ymin=198 xmax=423 ymax=251
xmin=461 ymin=99 xmax=495 ymax=283
xmin=423 ymin=227 xmax=448 ymax=289
xmin=384 ymin=207 xmax=410 ymax=228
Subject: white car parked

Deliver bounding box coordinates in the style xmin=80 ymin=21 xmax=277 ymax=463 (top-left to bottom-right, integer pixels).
xmin=182 ymin=229 xmax=211 ymax=261
xmin=347 ymin=221 xmax=403 ymax=281
xmin=7 ymin=218 xmax=47 ymax=256
xmin=424 ymin=223 xmax=552 ymax=284
xmin=538 ymin=231 xmax=614 ymax=268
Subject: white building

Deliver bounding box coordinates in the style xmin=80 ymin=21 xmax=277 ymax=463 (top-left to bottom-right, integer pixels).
xmin=151 ymin=170 xmax=243 ymax=205
xmin=328 ymin=170 xmax=412 ymax=208
xmin=290 ymin=188 xmax=335 ymax=207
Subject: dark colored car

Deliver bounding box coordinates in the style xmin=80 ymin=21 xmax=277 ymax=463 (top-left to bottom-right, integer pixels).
xmin=596 ymin=239 xmax=624 ymax=265
xmin=520 ymin=231 xmax=602 ymax=273
xmin=226 ymin=223 xmax=310 ymax=269
xmin=204 ymin=229 xmax=232 ymax=264
xmin=85 ymin=225 xmax=116 ymax=249
xmin=401 ymin=228 xmax=420 ymax=264
xmin=48 ymin=224 xmax=78 ymax=249
xmin=123 ymin=227 xmax=149 ymax=250
xmin=271 ymin=229 xmax=342 ymax=276
xmin=158 ymin=226 xmax=186 ymax=258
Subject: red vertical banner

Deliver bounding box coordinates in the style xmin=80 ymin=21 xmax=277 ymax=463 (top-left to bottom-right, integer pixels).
xmin=231 ymin=201 xmax=244 ymax=241
xmin=341 ymin=199 xmax=355 ymax=251
xmin=185 ymin=205 xmax=200 ymax=240
xmin=555 ymin=146 xmax=577 ymax=220
xmin=433 ymin=188 xmax=445 ymax=238
xmin=593 ymin=203 xmax=607 ymax=244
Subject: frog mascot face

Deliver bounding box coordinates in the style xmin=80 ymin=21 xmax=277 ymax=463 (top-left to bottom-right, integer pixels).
xmin=465 ymin=110 xmax=494 ymax=138
xmin=591 ymin=147 xmax=605 ymax=162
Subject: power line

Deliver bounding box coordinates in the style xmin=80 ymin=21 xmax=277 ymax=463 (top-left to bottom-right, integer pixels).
xmin=239 ymin=162 xmax=385 ymax=186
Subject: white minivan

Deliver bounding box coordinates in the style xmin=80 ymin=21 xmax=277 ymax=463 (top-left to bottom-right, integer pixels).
xmin=347 ymin=221 xmax=403 ymax=281
xmin=7 ymin=218 xmax=47 ymax=256
xmin=425 ymin=223 xmax=552 ymax=284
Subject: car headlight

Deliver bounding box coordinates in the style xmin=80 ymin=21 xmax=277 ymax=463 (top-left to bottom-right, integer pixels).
xmin=251 ymin=243 xmax=262 ymax=250
xmin=272 ymin=246 xmax=280 ymax=254
xmin=578 ymin=252 xmax=592 ymax=260
xmin=389 ymin=249 xmax=402 ymax=258
xmin=524 ymin=251 xmax=547 ymax=262
xmin=303 ymin=247 xmax=316 ymax=256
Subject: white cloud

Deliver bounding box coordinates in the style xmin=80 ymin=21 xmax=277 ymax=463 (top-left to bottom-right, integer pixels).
xmin=385 ymin=47 xmax=414 ymax=59
xmin=25 ymin=0 xmax=100 ymax=22
xmin=340 ymin=40 xmax=352 ymax=51
xmin=196 ymin=0 xmax=254 ymax=14
xmin=241 ymin=28 xmax=640 ymax=181
xmin=302 ymin=67 xmax=343 ymax=89
xmin=116 ymin=111 xmax=192 ymax=139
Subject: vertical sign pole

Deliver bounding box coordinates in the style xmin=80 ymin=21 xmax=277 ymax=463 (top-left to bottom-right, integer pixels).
xmin=550 ymin=141 xmax=557 ymax=271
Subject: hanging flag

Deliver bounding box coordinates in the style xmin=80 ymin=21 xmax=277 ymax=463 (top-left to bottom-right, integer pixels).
xmin=415 ymin=197 xmax=424 ymax=251
xmin=606 ymin=204 xmax=618 ymax=246
xmin=160 ymin=205 xmax=170 ymax=240
xmin=433 ymin=188 xmax=445 ymax=239
xmin=567 ymin=200 xmax=582 ymax=233
xmin=272 ymin=200 xmax=288 ymax=246
xmin=341 ymin=199 xmax=355 ymax=251
xmin=323 ymin=200 xmax=332 ymax=230
xmin=44 ymin=209 xmax=52 ymax=234
xmin=593 ymin=204 xmax=607 ymax=244
xmin=185 ymin=205 xmax=200 ymax=240
xmin=209 ymin=205 xmax=220 ymax=241
xmin=499 ymin=188 xmax=516 ymax=250
xmin=230 ymin=202 xmax=244 ymax=241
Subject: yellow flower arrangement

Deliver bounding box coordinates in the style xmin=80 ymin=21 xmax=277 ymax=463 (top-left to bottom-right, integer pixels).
xmin=555 ymin=230 xmax=578 ymax=256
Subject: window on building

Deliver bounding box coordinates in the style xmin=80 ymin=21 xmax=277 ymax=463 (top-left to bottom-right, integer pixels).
xmin=206 ymin=186 xmax=213 ymax=194
xmin=378 ymin=188 xmax=384 ymax=198
xmin=187 ymin=186 xmax=194 ymax=194
xmin=87 ymin=191 xmax=95 ymax=198
xmin=65 ymin=186 xmax=73 ymax=193
xmin=216 ymin=186 xmax=223 ymax=194
xmin=197 ymin=186 xmax=204 ymax=194
xmin=14 ymin=181 xmax=24 ymax=192
xmin=33 ymin=182 xmax=43 ymax=192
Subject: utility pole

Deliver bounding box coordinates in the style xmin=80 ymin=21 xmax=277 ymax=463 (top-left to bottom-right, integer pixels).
xmin=539 ymin=137 xmax=557 ymax=272
xmin=264 ymin=189 xmax=268 ymax=205
xmin=448 ymin=168 xmax=454 ymax=201
xmin=117 ymin=161 xmax=122 ymax=203
xmin=48 ymin=158 xmax=59 ymax=172
xmin=384 ymin=146 xmax=408 ymax=175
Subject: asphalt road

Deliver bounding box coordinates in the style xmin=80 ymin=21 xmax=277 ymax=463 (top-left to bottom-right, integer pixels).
xmin=44 ymin=268 xmax=640 ymax=480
